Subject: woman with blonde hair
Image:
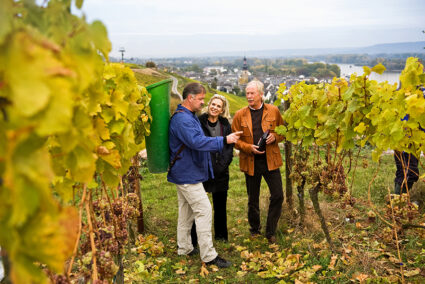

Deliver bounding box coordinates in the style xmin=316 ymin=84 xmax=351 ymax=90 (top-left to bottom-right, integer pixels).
xmin=191 ymin=94 xmax=233 ymax=247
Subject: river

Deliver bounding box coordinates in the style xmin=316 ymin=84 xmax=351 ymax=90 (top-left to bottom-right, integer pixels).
xmin=336 ymin=63 xmax=400 ymax=86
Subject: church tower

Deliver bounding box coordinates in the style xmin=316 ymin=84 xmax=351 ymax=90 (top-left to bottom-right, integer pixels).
xmin=239 ymin=56 xmax=249 ymax=85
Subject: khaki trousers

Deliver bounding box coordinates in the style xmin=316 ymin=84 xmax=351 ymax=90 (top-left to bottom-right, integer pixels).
xmin=176 ymin=183 xmax=217 ymax=262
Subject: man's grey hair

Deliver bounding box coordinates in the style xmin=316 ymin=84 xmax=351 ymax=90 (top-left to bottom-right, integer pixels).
xmin=246 ymin=80 xmax=264 ymax=95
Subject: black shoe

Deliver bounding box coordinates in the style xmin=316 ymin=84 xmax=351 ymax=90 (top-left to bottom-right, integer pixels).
xmin=205 ymin=255 xmax=232 ymax=268
xmin=267 ymin=235 xmax=277 ymax=244
xmin=187 ymin=247 xmax=199 ymax=256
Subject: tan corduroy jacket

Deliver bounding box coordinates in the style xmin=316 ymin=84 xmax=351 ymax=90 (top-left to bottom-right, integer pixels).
xmin=231 ymin=104 xmax=285 ymax=176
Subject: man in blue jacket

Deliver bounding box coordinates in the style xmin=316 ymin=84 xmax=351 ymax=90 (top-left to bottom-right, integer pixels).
xmin=168 ymin=82 xmax=242 ymax=268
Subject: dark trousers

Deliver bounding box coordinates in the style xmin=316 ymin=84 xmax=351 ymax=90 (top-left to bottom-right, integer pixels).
xmin=245 ymin=168 xmax=283 ymax=238
xmin=191 ymin=191 xmax=228 ymax=246
xmin=394 ymin=151 xmax=419 ymax=193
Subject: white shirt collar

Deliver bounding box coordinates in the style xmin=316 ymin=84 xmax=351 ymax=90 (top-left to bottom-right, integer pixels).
xmin=248 ymin=102 xmax=264 ymax=111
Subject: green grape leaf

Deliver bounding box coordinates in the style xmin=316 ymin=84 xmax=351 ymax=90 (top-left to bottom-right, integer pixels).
xmin=66 ymin=146 xmax=96 ymax=183
xmin=0 ymin=0 xmax=13 ymax=45
xmin=108 ymin=119 xmax=126 ymax=134
xmin=52 ymin=176 xmax=74 ymax=203
xmin=101 ymin=162 xmax=120 ymax=187
xmin=303 ymin=116 xmax=317 ymax=129
xmin=390 ymin=120 xmax=404 ymax=142
xmin=371 ymin=149 xmax=381 ymax=162
xmin=88 ymin=20 xmax=111 ymax=59
xmin=342 ymin=84 xmax=355 ymax=100
xmin=75 ymin=0 xmax=84 ymax=9
xmin=302 ymin=135 xmax=313 ymax=147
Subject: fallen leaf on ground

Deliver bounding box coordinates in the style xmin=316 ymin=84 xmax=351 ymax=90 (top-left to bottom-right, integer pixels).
xmin=210 ymin=264 xmax=219 ymax=272
xmin=237 ymin=271 xmax=247 ymax=277
xmin=403 ymin=268 xmax=420 ymax=277
xmin=352 ymin=272 xmax=368 ymax=282
xmin=175 ymin=268 xmax=186 ymax=275
xmin=328 ymin=255 xmax=338 ymax=270
xmin=200 ymin=264 xmax=209 ymax=278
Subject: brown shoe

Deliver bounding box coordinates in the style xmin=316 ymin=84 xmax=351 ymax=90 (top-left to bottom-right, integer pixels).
xmin=267 ymin=236 xmax=276 ymax=244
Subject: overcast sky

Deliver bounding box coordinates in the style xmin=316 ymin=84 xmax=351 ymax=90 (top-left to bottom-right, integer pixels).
xmin=77 ymin=0 xmax=425 ymax=58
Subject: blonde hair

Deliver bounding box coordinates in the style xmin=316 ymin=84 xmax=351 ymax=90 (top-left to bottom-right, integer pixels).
xmin=202 ymin=94 xmax=231 ymax=119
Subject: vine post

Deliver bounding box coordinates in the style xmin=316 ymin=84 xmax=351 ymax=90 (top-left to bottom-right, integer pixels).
xmin=283 ymin=100 xmax=293 ymax=209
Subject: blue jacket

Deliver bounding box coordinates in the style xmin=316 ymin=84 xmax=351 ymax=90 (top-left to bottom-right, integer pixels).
xmin=167 ymin=104 xmax=224 ymax=184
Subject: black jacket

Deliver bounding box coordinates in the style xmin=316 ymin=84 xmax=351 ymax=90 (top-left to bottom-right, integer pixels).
xmin=198 ymin=113 xmax=233 ymax=193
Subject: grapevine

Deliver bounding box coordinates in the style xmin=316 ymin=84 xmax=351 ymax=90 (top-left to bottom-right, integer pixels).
xmin=276 ymin=57 xmax=425 ymax=248
xmin=0 ymin=0 xmax=151 ymax=282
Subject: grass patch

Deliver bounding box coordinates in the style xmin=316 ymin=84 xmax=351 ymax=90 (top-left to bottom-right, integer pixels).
xmin=124 ymin=149 xmax=425 ymax=283
xmin=134 ymin=69 xmax=247 ymax=116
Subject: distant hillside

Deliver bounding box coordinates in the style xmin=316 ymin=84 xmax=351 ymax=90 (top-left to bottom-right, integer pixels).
xmin=131 ymin=66 xmax=247 ymax=116
xmin=202 ymin=41 xmax=425 ymax=57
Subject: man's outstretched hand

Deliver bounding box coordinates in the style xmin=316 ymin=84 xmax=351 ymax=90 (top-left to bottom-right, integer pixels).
xmin=226 ymin=131 xmax=243 ymax=144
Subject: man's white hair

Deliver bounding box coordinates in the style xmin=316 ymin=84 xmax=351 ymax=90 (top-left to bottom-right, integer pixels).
xmin=246 ymin=80 xmax=264 ymax=102
xmin=246 ymin=80 xmax=264 ymax=95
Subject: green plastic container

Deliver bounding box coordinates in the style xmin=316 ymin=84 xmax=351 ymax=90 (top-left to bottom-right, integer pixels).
xmin=145 ymin=78 xmax=172 ymax=173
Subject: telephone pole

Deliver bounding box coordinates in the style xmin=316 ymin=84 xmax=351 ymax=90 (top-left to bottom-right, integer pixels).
xmin=119 ymin=47 xmax=125 ymax=63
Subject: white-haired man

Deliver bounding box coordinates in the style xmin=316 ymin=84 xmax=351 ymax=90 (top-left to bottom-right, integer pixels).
xmin=231 ymin=80 xmax=285 ymax=243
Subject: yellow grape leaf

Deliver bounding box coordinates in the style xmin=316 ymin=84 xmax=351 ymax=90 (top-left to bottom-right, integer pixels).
xmin=111 ymin=89 xmax=130 ymax=117
xmin=94 ymin=117 xmax=111 ymax=140
xmin=354 ymin=122 xmax=366 ymax=134
xmin=37 ymin=85 xmax=74 ymax=136
xmin=11 ymin=206 xmax=78 ymax=283
xmin=371 ymin=63 xmax=386 ymax=75
xmin=7 ymin=32 xmax=53 ymax=117
xmin=363 ymin=66 xmax=372 ymax=76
